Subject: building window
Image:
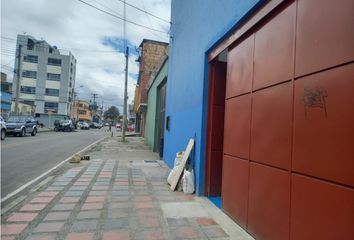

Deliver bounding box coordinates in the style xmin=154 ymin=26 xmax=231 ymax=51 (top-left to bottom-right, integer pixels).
xmin=22 ymin=70 xmax=37 ymax=79
xmin=78 ymin=110 xmax=86 ymax=115
xmin=47 ymin=73 xmax=61 ymax=81
xmin=44 ymin=102 xmax=58 ymax=113
xmin=45 ymin=88 xmax=59 ymax=97
xmin=27 ymin=39 xmax=34 ymax=50
xmin=23 ymin=55 xmax=38 ymax=63
xmin=20 ymin=86 xmax=36 ymax=94
xmin=48 ymin=58 xmax=61 ymax=66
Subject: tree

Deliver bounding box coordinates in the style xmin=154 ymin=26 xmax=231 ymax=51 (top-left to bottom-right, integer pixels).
xmin=104 ymin=106 xmax=120 ymax=122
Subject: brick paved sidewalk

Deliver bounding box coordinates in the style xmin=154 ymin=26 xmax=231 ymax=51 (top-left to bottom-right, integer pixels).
xmin=1 ymin=137 xmax=253 ymax=240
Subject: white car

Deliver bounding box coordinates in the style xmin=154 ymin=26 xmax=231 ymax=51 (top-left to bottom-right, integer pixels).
xmin=0 ymin=116 xmax=6 ymax=140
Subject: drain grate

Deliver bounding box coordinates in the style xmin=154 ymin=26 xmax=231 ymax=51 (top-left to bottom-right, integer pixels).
xmin=144 ymin=160 xmax=158 ymax=163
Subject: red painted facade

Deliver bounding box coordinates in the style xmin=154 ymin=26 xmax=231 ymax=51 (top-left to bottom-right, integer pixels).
xmin=206 ymin=0 xmax=354 ymax=239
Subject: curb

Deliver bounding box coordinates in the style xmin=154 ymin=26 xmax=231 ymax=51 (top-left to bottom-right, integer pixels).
xmin=1 ymin=136 xmax=107 ymax=204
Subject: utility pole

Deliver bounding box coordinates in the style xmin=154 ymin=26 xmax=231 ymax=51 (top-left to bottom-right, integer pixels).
xmin=14 ymin=44 xmax=22 ymax=115
xmin=122 ymin=46 xmax=129 ymax=142
xmin=122 ymin=0 xmax=128 ymax=142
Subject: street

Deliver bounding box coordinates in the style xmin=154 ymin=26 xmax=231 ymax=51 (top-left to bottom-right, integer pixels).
xmin=1 ymin=129 xmax=109 ymax=197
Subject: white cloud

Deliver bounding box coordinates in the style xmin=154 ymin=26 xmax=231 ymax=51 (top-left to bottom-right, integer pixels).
xmin=1 ymin=0 xmax=171 ymax=112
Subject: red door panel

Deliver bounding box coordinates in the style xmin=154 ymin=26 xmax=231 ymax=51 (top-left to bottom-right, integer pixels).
xmin=211 ymin=105 xmax=225 ymax=151
xmin=224 ymin=94 xmax=251 ymax=159
xmin=250 ymin=81 xmax=293 ymax=170
xmin=253 ymin=3 xmax=295 ymax=90
xmin=248 ymin=163 xmax=290 ymax=240
xmin=226 ymin=35 xmax=254 ymax=98
xmin=291 ymin=174 xmax=354 ymax=240
xmin=293 ymin=64 xmax=354 ymax=187
xmin=222 ymin=155 xmax=249 ymax=228
xmin=295 ymin=0 xmax=354 ymax=77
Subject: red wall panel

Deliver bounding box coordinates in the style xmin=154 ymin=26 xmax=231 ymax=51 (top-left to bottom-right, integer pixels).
xmin=293 ymin=64 xmax=354 ymax=187
xmin=295 ymin=0 xmax=354 ymax=77
xmin=222 ymin=155 xmax=249 ymax=228
xmin=253 ymin=3 xmax=295 ymax=90
xmin=226 ymin=35 xmax=254 ymax=98
xmin=291 ymin=174 xmax=354 ymax=240
xmin=250 ymin=82 xmax=293 ymax=170
xmin=224 ymin=94 xmax=251 ymax=159
xmin=248 ymin=163 xmax=291 ymax=240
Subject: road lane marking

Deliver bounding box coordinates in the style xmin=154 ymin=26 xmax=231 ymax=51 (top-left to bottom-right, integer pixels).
xmin=1 ymin=136 xmax=107 ymax=203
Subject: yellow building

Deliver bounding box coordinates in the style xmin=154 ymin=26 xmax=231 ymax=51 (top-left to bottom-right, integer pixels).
xmin=71 ymin=100 xmax=91 ymax=122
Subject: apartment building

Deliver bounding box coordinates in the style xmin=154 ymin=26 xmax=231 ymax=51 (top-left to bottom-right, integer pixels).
xmin=12 ymin=34 xmax=76 ymax=116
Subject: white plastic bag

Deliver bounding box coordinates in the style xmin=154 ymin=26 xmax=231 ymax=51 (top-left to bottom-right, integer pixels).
xmin=182 ymin=169 xmax=195 ymax=194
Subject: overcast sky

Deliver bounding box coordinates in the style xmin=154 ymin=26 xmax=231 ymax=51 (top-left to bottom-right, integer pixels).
xmin=1 ymin=0 xmax=171 ymax=112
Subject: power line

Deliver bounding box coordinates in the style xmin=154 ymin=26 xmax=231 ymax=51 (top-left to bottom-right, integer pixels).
xmin=75 ymin=0 xmax=168 ymax=34
xmin=116 ymin=0 xmax=170 ymax=24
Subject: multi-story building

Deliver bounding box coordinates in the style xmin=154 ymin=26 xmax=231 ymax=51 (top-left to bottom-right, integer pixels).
xmin=133 ymin=39 xmax=168 ymax=135
xmin=1 ymin=72 xmax=12 ymax=118
xmin=12 ymin=34 xmax=76 ymax=116
xmin=71 ymin=100 xmax=91 ymax=122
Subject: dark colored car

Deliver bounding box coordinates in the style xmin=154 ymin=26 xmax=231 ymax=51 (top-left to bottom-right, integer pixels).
xmin=54 ymin=119 xmax=74 ymax=132
xmin=5 ymin=116 xmax=37 ymax=137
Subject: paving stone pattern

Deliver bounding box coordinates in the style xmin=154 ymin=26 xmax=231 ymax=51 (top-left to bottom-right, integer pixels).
xmin=1 ymin=139 xmax=230 ymax=240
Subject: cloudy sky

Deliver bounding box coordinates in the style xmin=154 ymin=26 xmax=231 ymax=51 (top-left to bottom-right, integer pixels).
xmin=1 ymin=0 xmax=171 ymax=112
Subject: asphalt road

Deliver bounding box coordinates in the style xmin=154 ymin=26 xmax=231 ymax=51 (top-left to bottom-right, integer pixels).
xmin=1 ymin=129 xmax=109 ymax=198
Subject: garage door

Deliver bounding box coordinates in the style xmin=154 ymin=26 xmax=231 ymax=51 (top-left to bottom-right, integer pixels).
xmin=221 ymin=0 xmax=354 ymax=239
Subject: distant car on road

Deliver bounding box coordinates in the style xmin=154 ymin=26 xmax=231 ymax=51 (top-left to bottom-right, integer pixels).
xmin=90 ymin=122 xmax=102 ymax=129
xmin=80 ymin=122 xmax=90 ymax=130
xmin=1 ymin=116 xmax=6 ymax=140
xmin=115 ymin=123 xmax=121 ymax=130
xmin=5 ymin=116 xmax=37 ymax=137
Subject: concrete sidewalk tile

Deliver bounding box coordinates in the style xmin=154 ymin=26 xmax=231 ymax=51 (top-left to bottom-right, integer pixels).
xmin=81 ymin=203 xmax=103 ymax=210
xmin=109 ymin=202 xmax=131 ymax=209
xmin=138 ymin=217 xmax=161 ymax=228
xmin=103 ymin=219 xmax=129 ymax=230
xmin=20 ymin=204 xmax=47 ymax=212
xmin=92 ymin=186 xmax=109 ymax=190
xmin=26 ymin=234 xmax=56 ymax=240
xmin=65 ymin=232 xmax=94 ymax=240
xmin=76 ymin=210 xmax=101 ymax=219
xmin=52 ymin=204 xmax=76 ymax=211
xmin=135 ymin=201 xmax=154 ymax=209
xmin=1 ymin=236 xmax=16 ymax=240
xmin=115 ymin=182 xmax=128 ymax=186
xmin=195 ymin=217 xmax=217 ymax=226
xmin=64 ymin=191 xmax=83 ymax=197
xmin=88 ymin=191 xmax=107 ymax=196
xmin=44 ymin=186 xmax=64 ymax=191
xmin=107 ymin=209 xmax=129 ymax=218
xmin=167 ymin=218 xmax=190 ymax=227
xmin=37 ymin=192 xmax=58 ymax=197
xmin=170 ymin=227 xmax=202 ymax=239
xmin=73 ymin=182 xmax=89 ymax=186
xmin=111 ymin=191 xmax=129 ymax=196
xmin=112 ymin=186 xmax=129 ymax=190
xmin=134 ymin=196 xmax=153 ymax=202
xmin=85 ymin=196 xmax=105 ymax=203
xmin=102 ymin=230 xmax=129 ymax=240
xmin=136 ymin=209 xmax=160 ymax=217
xmin=68 ymin=186 xmax=87 ymax=191
xmin=59 ymin=197 xmax=81 ymax=203
xmin=201 ymin=226 xmax=228 ymax=238
xmin=151 ymin=182 xmax=165 ymax=186
xmin=7 ymin=212 xmax=38 ymax=222
xmin=44 ymin=212 xmax=71 ymax=221
xmin=93 ymin=182 xmax=109 ymax=186
xmin=141 ymin=229 xmax=167 ymax=240
xmin=111 ymin=196 xmax=130 ymax=202
xmin=30 ymin=197 xmax=54 ymax=204
xmin=33 ymin=222 xmax=64 ymax=233
xmin=70 ymin=220 xmax=98 ymax=232
xmin=1 ymin=223 xmax=28 ymax=235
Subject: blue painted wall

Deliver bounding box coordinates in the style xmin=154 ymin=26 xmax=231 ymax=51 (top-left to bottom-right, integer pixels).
xmin=164 ymin=0 xmax=262 ymax=195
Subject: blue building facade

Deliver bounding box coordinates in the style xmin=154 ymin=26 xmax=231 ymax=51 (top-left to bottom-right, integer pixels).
xmin=164 ymin=0 xmax=261 ymax=195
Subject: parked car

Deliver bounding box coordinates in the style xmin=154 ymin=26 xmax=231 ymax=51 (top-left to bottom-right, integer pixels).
xmin=90 ymin=122 xmax=102 ymax=129
xmin=1 ymin=116 xmax=6 ymax=140
xmin=115 ymin=123 xmax=121 ymax=130
xmin=54 ymin=119 xmax=74 ymax=132
xmin=5 ymin=116 xmax=37 ymax=137
xmin=80 ymin=122 xmax=90 ymax=130
xmin=77 ymin=121 xmax=84 ymax=128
